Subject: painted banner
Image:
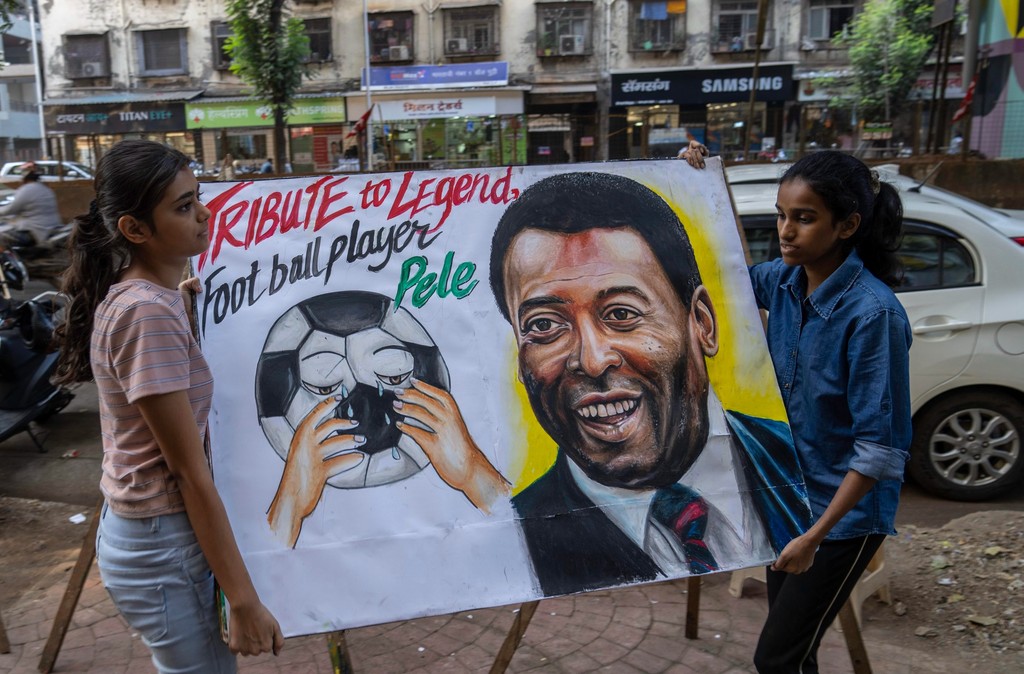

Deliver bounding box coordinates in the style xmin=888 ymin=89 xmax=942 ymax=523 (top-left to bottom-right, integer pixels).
xmin=194 ymin=159 xmax=811 ymax=636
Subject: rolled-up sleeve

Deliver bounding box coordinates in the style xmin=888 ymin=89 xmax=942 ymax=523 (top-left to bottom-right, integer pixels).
xmin=846 ymin=308 xmax=913 ymax=481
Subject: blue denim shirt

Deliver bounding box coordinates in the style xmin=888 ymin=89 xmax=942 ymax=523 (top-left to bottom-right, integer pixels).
xmin=749 ymin=251 xmax=912 ymax=539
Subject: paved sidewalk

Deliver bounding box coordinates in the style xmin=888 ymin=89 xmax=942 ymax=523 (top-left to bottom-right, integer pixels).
xmin=2 ymin=556 xmax=972 ymax=674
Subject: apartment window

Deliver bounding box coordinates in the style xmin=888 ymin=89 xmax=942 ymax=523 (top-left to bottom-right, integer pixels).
xmin=64 ymin=33 xmax=111 ymax=79
xmin=368 ymin=12 xmax=414 ymax=63
xmin=443 ymin=6 xmax=499 ymax=56
xmin=135 ymin=28 xmax=188 ymax=76
xmin=3 ymin=35 xmax=32 ymax=65
xmin=211 ymin=22 xmax=232 ymax=71
xmin=629 ymin=1 xmax=686 ymax=52
xmin=537 ymin=2 xmax=593 ymax=57
xmin=808 ymin=0 xmax=855 ymax=40
xmin=714 ymin=1 xmax=759 ymax=52
xmin=304 ymin=18 xmax=332 ymax=62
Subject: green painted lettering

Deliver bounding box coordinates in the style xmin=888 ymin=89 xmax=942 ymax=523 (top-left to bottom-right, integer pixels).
xmin=395 ymin=256 xmax=427 ymax=310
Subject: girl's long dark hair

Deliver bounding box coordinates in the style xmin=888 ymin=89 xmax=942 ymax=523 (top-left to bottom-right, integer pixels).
xmin=54 ymin=140 xmax=190 ymax=384
xmin=781 ymin=151 xmax=904 ymax=287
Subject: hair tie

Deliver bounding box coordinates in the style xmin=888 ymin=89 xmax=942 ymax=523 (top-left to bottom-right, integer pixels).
xmin=869 ymin=170 xmax=881 ymax=196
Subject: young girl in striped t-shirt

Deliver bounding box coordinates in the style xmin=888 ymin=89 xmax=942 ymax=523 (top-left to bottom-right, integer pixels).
xmin=55 ymin=140 xmax=282 ymax=673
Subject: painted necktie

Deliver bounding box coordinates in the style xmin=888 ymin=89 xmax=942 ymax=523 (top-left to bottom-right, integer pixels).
xmin=648 ymin=484 xmax=719 ymax=574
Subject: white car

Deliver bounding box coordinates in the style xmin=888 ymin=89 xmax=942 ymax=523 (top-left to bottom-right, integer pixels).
xmin=0 ymin=161 xmax=93 ymax=182
xmin=727 ymin=164 xmax=1024 ymax=501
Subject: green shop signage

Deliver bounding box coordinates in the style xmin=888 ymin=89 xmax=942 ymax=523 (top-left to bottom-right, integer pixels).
xmin=185 ymin=98 xmax=346 ymax=129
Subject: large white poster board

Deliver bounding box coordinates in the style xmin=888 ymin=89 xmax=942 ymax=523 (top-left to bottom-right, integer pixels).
xmin=194 ymin=159 xmax=810 ymax=636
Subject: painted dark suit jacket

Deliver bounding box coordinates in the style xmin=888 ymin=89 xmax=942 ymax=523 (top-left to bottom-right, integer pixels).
xmin=511 ymin=410 xmax=811 ymax=597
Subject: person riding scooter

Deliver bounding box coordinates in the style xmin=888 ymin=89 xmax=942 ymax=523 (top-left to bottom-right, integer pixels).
xmin=0 ymin=170 xmax=63 ymax=250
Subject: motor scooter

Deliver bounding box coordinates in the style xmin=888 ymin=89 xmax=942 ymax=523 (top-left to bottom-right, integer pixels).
xmin=0 ymin=249 xmax=74 ymax=450
xmin=0 ymin=222 xmax=71 ymax=280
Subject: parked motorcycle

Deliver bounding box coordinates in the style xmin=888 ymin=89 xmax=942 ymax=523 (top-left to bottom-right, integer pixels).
xmin=0 ymin=250 xmax=74 ymax=451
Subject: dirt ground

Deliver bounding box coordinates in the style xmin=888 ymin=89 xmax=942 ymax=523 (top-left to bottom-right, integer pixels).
xmin=869 ymin=510 xmax=1024 ymax=672
xmin=0 ymin=498 xmax=88 ymax=613
xmin=3 ymin=496 xmax=1024 ymax=673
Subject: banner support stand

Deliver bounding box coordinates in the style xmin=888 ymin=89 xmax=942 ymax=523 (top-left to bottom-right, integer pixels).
xmin=0 ymin=611 xmax=10 ymax=654
xmin=685 ymin=577 xmax=701 ymax=639
xmin=838 ymin=602 xmax=873 ymax=674
xmin=37 ymin=498 xmax=103 ymax=673
xmin=327 ymin=630 xmax=356 ymax=674
xmin=488 ymin=600 xmax=540 ymax=674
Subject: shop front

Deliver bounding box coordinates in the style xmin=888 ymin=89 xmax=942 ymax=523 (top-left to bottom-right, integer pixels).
xmin=355 ymin=61 xmax=525 ymax=170
xmin=793 ymin=68 xmax=856 ymax=153
xmin=185 ymin=95 xmax=347 ymax=174
xmin=43 ymin=92 xmax=200 ymax=167
xmin=610 ymin=64 xmax=795 ymax=161
xmin=525 ymin=83 xmax=598 ymax=165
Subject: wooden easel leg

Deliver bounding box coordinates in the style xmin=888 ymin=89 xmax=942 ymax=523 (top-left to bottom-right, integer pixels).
xmin=837 ymin=599 xmax=872 ymax=674
xmin=326 ymin=630 xmax=355 ymax=674
xmin=488 ymin=600 xmax=540 ymax=674
xmin=0 ymin=611 xmax=10 ymax=654
xmin=38 ymin=499 xmax=103 ymax=674
xmin=685 ymin=576 xmax=701 ymax=639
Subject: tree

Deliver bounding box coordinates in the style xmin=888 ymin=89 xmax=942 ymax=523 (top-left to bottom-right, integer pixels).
xmin=1 ymin=0 xmax=22 ymax=44
xmin=223 ymin=0 xmax=310 ymax=173
xmin=820 ymin=0 xmax=934 ymax=124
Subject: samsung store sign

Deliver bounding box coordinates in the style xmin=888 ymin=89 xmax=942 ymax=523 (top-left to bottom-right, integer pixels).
xmin=612 ymin=64 xmax=794 ymax=106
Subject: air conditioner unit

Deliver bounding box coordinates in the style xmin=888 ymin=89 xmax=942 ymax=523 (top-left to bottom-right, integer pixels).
xmin=447 ymin=37 xmax=469 ymax=53
xmin=388 ymin=45 xmax=410 ymax=61
xmin=744 ymin=30 xmax=775 ymax=51
xmin=559 ymin=34 xmax=586 ymax=55
xmin=80 ymin=61 xmax=108 ymax=77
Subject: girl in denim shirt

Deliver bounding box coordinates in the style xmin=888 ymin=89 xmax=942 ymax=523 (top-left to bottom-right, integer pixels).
xmin=748 ymin=151 xmax=912 ymax=673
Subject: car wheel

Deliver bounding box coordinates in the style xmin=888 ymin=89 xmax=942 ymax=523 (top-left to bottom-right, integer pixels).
xmin=909 ymin=391 xmax=1024 ymax=501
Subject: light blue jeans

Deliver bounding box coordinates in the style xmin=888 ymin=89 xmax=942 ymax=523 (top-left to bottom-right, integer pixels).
xmin=96 ymin=503 xmax=237 ymax=674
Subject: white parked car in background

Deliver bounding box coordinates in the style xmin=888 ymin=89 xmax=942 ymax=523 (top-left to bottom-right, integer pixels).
xmin=727 ymin=163 xmax=1024 ymax=501
xmin=0 ymin=161 xmax=93 ymax=182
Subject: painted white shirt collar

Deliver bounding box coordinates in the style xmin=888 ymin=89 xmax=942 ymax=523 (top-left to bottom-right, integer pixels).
xmin=565 ymin=388 xmax=772 ymax=568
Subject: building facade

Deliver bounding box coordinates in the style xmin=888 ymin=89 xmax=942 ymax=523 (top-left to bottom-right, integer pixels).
xmin=33 ymin=0 xmax=985 ymax=168
xmin=1 ymin=6 xmax=45 ymax=165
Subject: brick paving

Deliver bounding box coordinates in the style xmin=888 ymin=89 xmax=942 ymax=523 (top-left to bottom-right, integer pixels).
xmin=1 ymin=558 xmax=975 ymax=674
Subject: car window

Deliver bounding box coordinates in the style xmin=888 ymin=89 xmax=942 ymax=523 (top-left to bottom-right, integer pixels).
xmin=740 ymin=215 xmax=779 ymax=265
xmin=739 ymin=217 xmax=977 ymax=290
xmin=897 ymin=223 xmax=977 ymax=291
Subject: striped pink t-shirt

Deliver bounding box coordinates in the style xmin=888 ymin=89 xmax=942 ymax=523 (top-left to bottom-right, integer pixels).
xmin=91 ymin=279 xmax=213 ymax=518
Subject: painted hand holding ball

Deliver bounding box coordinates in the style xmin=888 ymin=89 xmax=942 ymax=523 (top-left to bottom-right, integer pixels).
xmin=267 ymin=396 xmax=366 ymax=548
xmin=393 ymin=378 xmax=510 ymax=514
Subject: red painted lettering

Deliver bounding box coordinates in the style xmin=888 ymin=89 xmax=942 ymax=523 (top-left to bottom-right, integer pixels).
xmin=198 ymin=182 xmax=252 ymax=272
xmin=255 ymin=192 xmax=282 ymax=244
xmin=314 ymin=177 xmax=355 ymax=233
